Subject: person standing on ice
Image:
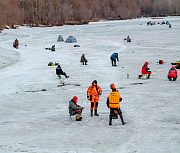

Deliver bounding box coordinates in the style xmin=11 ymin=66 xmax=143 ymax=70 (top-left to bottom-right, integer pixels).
xmin=109 ymin=84 xmax=120 ymax=119
xmin=56 ymin=65 xmax=69 ymax=78
xmin=87 ymin=80 xmax=102 ymax=116
xmin=69 ymin=96 xmax=84 ymax=121
xmin=107 ymin=88 xmax=126 ymax=126
xmin=110 ymin=53 xmax=119 ymax=66
xmin=139 ymin=61 xmax=151 ymax=79
xmin=168 ymin=66 xmax=177 ymax=81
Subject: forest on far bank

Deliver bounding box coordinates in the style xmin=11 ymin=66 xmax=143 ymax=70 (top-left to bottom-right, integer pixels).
xmin=0 ymin=0 xmax=180 ymax=29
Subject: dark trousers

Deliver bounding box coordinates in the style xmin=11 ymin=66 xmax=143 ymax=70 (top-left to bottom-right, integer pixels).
xmin=109 ymin=108 xmax=125 ymax=125
xmin=91 ymin=102 xmax=98 ymax=110
xmin=111 ymin=58 xmax=116 ymax=66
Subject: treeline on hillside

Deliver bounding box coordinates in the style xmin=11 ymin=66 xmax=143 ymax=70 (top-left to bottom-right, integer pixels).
xmin=0 ymin=0 xmax=180 ymax=29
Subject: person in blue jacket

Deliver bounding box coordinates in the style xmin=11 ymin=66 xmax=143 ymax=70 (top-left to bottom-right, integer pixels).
xmin=110 ymin=53 xmax=119 ymax=66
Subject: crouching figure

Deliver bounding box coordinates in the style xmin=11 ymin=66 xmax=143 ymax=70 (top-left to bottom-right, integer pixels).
xmin=80 ymin=54 xmax=88 ymax=65
xmin=139 ymin=62 xmax=151 ymax=79
xmin=69 ymin=96 xmax=85 ymax=121
xmin=168 ymin=66 xmax=177 ymax=81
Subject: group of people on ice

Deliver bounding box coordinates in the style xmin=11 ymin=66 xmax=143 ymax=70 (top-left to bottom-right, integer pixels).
xmin=68 ymin=80 xmax=126 ymax=125
xmin=138 ymin=61 xmax=177 ymax=81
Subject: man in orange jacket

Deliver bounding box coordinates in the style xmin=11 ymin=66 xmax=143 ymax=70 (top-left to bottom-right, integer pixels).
xmin=107 ymin=88 xmax=126 ymax=126
xmin=87 ymin=80 xmax=102 ymax=116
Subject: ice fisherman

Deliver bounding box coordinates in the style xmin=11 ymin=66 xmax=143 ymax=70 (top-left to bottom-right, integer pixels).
xmin=139 ymin=62 xmax=151 ymax=79
xmin=107 ymin=88 xmax=126 ymax=126
xmin=127 ymin=35 xmax=131 ymax=42
xmin=110 ymin=53 xmax=119 ymax=66
xmin=56 ymin=65 xmax=69 ymax=78
xmin=69 ymin=96 xmax=85 ymax=121
xmin=168 ymin=66 xmax=177 ymax=81
xmin=13 ymin=39 xmax=19 ymax=49
xmin=51 ymin=45 xmax=55 ymax=51
xmin=87 ymin=80 xmax=102 ymax=116
xmin=80 ymin=54 xmax=88 ymax=65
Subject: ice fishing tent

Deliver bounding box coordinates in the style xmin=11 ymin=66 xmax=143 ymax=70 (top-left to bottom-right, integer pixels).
xmin=57 ymin=35 xmax=64 ymax=42
xmin=65 ymin=36 xmax=77 ymax=43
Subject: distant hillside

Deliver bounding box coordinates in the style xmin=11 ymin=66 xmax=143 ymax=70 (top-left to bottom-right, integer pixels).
xmin=0 ymin=0 xmax=179 ymax=29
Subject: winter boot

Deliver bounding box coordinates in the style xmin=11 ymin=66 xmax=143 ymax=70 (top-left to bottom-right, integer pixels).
xmin=76 ymin=114 xmax=82 ymax=121
xmin=91 ymin=110 xmax=93 ymax=116
xmin=147 ymin=74 xmax=150 ymax=79
xmin=173 ymin=78 xmax=176 ymax=81
xmin=119 ymin=113 xmax=126 ymax=125
xmin=109 ymin=115 xmax=112 ymax=125
xmin=94 ymin=109 xmax=99 ymax=116
xmin=76 ymin=117 xmax=82 ymax=121
xmin=65 ymin=74 xmax=69 ymax=78
xmin=139 ymin=75 xmax=142 ymax=79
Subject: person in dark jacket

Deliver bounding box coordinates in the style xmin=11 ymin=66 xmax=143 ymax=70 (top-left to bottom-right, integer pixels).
xmin=13 ymin=39 xmax=19 ymax=49
xmin=127 ymin=36 xmax=131 ymax=42
xmin=69 ymin=96 xmax=84 ymax=121
xmin=51 ymin=45 xmax=55 ymax=51
xmin=110 ymin=53 xmax=119 ymax=66
xmin=80 ymin=54 xmax=88 ymax=65
xmin=56 ymin=65 xmax=69 ymax=78
xmin=168 ymin=66 xmax=177 ymax=81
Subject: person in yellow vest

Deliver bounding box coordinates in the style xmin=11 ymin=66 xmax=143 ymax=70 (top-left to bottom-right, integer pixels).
xmin=87 ymin=80 xmax=102 ymax=116
xmin=107 ymin=88 xmax=126 ymax=125
xmin=110 ymin=84 xmax=118 ymax=119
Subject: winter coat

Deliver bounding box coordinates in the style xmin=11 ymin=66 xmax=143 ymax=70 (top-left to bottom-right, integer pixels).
xmin=87 ymin=84 xmax=102 ymax=97
xmin=142 ymin=62 xmax=151 ymax=74
xmin=110 ymin=53 xmax=119 ymax=61
xmin=69 ymin=99 xmax=83 ymax=115
xmin=56 ymin=65 xmax=64 ymax=75
xmin=168 ymin=66 xmax=177 ymax=78
xmin=14 ymin=39 xmax=19 ymax=47
xmin=80 ymin=55 xmax=87 ymax=62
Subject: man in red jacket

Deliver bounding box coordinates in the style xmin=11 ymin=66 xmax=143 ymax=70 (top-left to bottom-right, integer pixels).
xmin=139 ymin=62 xmax=151 ymax=79
xmin=168 ymin=66 xmax=177 ymax=81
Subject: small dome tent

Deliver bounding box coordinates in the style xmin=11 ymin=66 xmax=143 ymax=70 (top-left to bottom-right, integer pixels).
xmin=57 ymin=35 xmax=64 ymax=42
xmin=65 ymin=36 xmax=77 ymax=43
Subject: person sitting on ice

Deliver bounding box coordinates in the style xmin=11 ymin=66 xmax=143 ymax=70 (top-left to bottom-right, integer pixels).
xmin=139 ymin=62 xmax=151 ymax=79
xmin=80 ymin=54 xmax=88 ymax=65
xmin=69 ymin=96 xmax=85 ymax=121
xmin=13 ymin=39 xmax=19 ymax=49
xmin=168 ymin=66 xmax=177 ymax=81
xmin=56 ymin=65 xmax=69 ymax=78
xmin=51 ymin=45 xmax=55 ymax=51
xmin=127 ymin=35 xmax=131 ymax=42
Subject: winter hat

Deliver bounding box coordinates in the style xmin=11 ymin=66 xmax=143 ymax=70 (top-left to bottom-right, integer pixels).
xmin=110 ymin=84 xmax=115 ymax=89
xmin=73 ymin=96 xmax=78 ymax=103
xmin=145 ymin=62 xmax=148 ymax=65
xmin=171 ymin=66 xmax=175 ymax=69
xmin=92 ymin=80 xmax=97 ymax=84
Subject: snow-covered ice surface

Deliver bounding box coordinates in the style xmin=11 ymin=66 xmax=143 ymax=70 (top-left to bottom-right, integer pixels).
xmin=0 ymin=16 xmax=180 ymax=153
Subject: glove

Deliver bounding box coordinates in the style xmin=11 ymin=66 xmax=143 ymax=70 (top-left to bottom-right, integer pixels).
xmin=87 ymin=96 xmax=89 ymax=99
